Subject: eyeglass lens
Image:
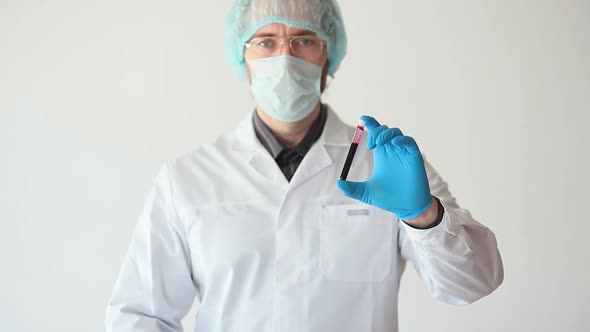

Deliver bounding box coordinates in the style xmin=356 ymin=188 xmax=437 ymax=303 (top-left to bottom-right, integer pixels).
xmin=246 ymin=36 xmax=324 ymax=61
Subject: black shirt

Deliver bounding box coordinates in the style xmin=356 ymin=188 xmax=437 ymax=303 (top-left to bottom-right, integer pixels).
xmin=252 ymin=105 xmax=328 ymax=181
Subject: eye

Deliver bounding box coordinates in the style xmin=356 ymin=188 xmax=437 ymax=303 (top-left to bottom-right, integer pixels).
xmin=254 ymin=38 xmax=275 ymax=48
xmin=295 ymin=37 xmax=315 ymax=47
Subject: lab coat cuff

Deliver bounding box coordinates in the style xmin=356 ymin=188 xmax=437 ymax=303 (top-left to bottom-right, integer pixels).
xmin=399 ymin=201 xmax=455 ymax=245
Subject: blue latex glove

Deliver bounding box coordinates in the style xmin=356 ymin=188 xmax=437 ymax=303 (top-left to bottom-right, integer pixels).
xmin=336 ymin=115 xmax=433 ymax=220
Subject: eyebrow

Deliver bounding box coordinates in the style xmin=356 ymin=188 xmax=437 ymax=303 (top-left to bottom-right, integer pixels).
xmin=252 ymin=30 xmax=317 ymax=38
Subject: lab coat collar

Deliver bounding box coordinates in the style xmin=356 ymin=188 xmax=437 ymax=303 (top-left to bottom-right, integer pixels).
xmin=232 ymin=105 xmax=350 ymax=151
xmin=231 ymin=105 xmax=351 ymax=188
xmin=320 ymin=105 xmax=353 ymax=146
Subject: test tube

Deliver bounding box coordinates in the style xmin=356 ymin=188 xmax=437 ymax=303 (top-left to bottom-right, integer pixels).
xmin=339 ymin=119 xmax=366 ymax=180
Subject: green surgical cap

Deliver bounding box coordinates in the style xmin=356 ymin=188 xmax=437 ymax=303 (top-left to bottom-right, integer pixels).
xmin=225 ymin=0 xmax=348 ymax=81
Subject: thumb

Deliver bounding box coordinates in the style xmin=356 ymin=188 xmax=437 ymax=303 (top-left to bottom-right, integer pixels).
xmin=336 ymin=179 xmax=370 ymax=203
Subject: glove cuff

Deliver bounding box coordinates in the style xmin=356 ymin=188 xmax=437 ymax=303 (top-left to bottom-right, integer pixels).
xmin=395 ymin=197 xmax=434 ymax=220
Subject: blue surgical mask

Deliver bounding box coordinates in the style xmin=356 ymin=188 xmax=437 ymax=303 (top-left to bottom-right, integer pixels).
xmin=248 ymin=55 xmax=322 ymax=123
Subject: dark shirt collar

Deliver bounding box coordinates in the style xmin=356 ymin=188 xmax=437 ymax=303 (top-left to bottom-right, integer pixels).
xmin=252 ymin=105 xmax=328 ymax=160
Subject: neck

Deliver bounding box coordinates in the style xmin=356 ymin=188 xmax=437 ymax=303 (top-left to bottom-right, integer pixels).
xmin=256 ymin=103 xmax=322 ymax=149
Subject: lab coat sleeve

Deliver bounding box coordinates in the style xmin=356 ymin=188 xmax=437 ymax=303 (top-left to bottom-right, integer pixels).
xmin=105 ymin=162 xmax=197 ymax=331
xmin=398 ymin=159 xmax=504 ymax=305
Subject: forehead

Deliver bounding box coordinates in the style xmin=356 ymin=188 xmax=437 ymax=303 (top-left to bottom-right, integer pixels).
xmin=252 ymin=23 xmax=317 ymax=37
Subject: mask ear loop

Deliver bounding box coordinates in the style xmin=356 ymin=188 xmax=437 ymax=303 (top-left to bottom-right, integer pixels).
xmin=321 ymin=59 xmax=330 ymax=93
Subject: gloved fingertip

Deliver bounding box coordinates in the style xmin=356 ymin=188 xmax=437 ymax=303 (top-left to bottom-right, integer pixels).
xmin=405 ymin=143 xmax=420 ymax=155
xmin=337 ymin=179 xmax=361 ymax=198
xmin=360 ymin=115 xmax=379 ymax=130
xmin=390 ymin=135 xmax=409 ymax=146
xmin=336 ymin=180 xmax=369 ymax=202
xmin=335 ymin=179 xmax=350 ymax=194
xmin=370 ymin=125 xmax=389 ymax=147
xmin=395 ymin=136 xmax=420 ymax=154
xmin=376 ymin=128 xmax=402 ymax=146
xmin=336 ymin=178 xmax=347 ymax=187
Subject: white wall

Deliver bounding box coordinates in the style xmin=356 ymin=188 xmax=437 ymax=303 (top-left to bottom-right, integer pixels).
xmin=1 ymin=0 xmax=589 ymax=331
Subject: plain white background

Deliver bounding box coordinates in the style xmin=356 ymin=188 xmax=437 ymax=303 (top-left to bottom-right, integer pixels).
xmin=1 ymin=0 xmax=589 ymax=331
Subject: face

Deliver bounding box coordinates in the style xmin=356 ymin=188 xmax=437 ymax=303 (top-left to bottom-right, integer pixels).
xmin=244 ymin=23 xmax=329 ymax=90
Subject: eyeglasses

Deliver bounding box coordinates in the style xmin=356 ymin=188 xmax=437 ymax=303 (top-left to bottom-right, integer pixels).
xmin=245 ymin=36 xmax=326 ymax=61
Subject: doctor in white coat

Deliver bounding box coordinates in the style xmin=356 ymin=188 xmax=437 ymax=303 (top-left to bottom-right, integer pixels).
xmin=106 ymin=0 xmax=504 ymax=331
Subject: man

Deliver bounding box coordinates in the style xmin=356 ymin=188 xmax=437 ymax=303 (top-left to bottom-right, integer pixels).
xmin=106 ymin=0 xmax=503 ymax=331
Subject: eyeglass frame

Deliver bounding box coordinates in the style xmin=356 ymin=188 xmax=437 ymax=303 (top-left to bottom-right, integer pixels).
xmin=244 ymin=35 xmax=327 ymax=61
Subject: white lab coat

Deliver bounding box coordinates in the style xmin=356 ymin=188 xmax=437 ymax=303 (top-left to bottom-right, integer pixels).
xmin=106 ymin=107 xmax=503 ymax=332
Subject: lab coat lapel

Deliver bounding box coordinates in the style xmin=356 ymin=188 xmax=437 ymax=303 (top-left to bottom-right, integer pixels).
xmin=231 ymin=107 xmax=352 ymax=189
xmin=288 ymin=107 xmax=352 ymax=189
xmin=232 ymin=114 xmax=289 ymax=188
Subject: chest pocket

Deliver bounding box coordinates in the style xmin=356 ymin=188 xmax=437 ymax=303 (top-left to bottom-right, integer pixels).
xmin=320 ymin=203 xmax=394 ymax=282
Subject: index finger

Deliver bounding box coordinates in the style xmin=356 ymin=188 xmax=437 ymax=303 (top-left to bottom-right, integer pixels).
xmin=360 ymin=115 xmax=381 ymax=131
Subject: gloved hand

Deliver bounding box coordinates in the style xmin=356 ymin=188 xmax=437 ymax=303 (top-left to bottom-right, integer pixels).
xmin=336 ymin=115 xmax=433 ymax=220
